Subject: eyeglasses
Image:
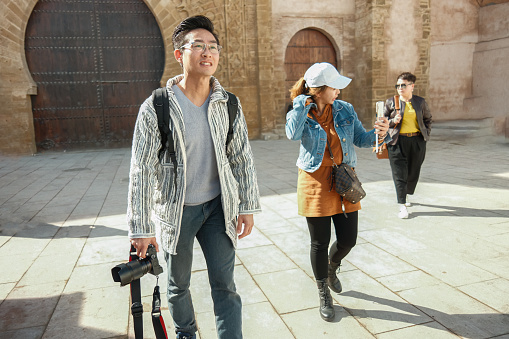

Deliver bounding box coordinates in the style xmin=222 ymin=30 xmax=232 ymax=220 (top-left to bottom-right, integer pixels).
xmin=395 ymin=83 xmax=413 ymax=89
xmin=181 ymin=41 xmax=222 ymax=54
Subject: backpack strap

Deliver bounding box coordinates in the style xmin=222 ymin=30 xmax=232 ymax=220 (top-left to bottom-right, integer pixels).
xmin=225 ymin=91 xmax=238 ymax=148
xmin=153 ymin=88 xmax=169 ymax=158
xmin=151 ymin=89 xmax=238 ymax=192
xmin=152 ymin=88 xmax=177 ymax=192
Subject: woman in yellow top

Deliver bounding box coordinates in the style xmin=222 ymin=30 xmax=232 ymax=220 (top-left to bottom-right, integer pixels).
xmin=384 ymin=72 xmax=432 ymax=218
xmin=286 ymin=63 xmax=389 ymax=321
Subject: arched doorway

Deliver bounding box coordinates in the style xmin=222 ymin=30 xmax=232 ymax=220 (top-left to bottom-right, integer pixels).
xmin=25 ymin=0 xmax=164 ymax=151
xmin=284 ymin=29 xmax=337 ymax=110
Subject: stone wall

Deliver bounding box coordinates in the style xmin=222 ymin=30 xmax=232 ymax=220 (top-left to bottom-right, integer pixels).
xmin=429 ymin=0 xmax=509 ymax=137
xmin=354 ymin=0 xmax=431 ymax=125
xmin=2 ymin=0 xmax=506 ymax=155
xmin=0 ymin=0 xmax=275 ymax=154
xmin=428 ymin=0 xmax=479 ymax=121
xmin=464 ymin=2 xmax=509 ymax=136
xmin=351 ymin=0 xmax=374 ymax=124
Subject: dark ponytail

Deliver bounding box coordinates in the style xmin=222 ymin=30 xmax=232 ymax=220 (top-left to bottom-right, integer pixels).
xmin=289 ymin=78 xmax=308 ymax=100
xmin=289 ymin=77 xmax=327 ymax=101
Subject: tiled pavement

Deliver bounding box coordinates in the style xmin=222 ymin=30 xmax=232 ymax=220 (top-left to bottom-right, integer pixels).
xmin=1 ymin=134 xmax=508 ymax=339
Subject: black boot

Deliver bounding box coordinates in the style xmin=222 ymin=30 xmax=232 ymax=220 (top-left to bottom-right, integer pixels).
xmin=316 ymin=278 xmax=335 ymax=321
xmin=327 ymin=260 xmax=342 ymax=293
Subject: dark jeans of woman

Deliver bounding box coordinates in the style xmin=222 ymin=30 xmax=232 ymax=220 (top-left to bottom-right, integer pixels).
xmin=388 ymin=135 xmax=426 ymax=204
xmin=306 ymin=211 xmax=358 ymax=280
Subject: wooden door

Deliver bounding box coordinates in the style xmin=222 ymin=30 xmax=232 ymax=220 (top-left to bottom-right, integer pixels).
xmin=284 ymin=29 xmax=337 ymax=108
xmin=25 ymin=0 xmax=164 ymax=150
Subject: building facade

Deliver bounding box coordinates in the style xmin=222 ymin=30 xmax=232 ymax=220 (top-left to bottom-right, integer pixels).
xmin=1 ymin=0 xmax=508 ymax=154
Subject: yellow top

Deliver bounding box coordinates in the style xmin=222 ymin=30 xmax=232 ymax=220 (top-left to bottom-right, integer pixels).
xmin=399 ymin=101 xmax=420 ymax=134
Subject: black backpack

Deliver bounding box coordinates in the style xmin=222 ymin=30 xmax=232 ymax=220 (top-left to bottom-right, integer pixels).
xmin=151 ymin=87 xmax=238 ymax=188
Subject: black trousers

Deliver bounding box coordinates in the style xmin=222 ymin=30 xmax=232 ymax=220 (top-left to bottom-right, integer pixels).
xmin=388 ymin=135 xmax=426 ymax=204
xmin=306 ymin=212 xmax=358 ymax=280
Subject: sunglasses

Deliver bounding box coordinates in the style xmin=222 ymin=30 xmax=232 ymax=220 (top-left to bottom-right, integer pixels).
xmin=395 ymin=83 xmax=413 ymax=89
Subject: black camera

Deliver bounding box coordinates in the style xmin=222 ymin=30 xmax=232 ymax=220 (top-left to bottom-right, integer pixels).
xmin=111 ymin=244 xmax=163 ymax=286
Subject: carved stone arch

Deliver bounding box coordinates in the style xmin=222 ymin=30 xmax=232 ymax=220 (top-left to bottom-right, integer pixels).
xmin=19 ymin=0 xmax=174 ymax=93
xmin=283 ymin=28 xmax=340 ymax=108
xmin=280 ymin=23 xmax=344 ymax=72
xmin=24 ymin=0 xmax=165 ymax=150
xmin=139 ymin=0 xmax=177 ymax=85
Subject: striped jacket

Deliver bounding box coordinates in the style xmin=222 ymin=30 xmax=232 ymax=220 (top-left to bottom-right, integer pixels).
xmin=127 ymin=75 xmax=261 ymax=255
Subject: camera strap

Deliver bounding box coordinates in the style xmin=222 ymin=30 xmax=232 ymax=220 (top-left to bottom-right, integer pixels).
xmin=151 ymin=283 xmax=168 ymax=338
xmin=129 ymin=246 xmax=144 ymax=339
xmin=129 ymin=245 xmax=168 ymax=339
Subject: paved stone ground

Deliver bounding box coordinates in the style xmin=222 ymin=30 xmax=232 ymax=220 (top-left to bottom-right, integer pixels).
xmin=1 ymin=134 xmax=508 ymax=339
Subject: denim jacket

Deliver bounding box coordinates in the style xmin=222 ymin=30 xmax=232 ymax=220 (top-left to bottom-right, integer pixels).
xmin=286 ymin=94 xmax=390 ymax=172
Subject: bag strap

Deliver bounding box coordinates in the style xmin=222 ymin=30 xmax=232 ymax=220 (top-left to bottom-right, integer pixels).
xmin=154 ymin=89 xmax=237 ymax=151
xmin=225 ymin=91 xmax=238 ymax=148
xmin=309 ymin=111 xmax=352 ymax=217
xmin=152 ymin=88 xmax=177 ymax=191
xmin=394 ymin=95 xmax=400 ymax=113
xmin=152 ymin=88 xmax=238 ymax=191
xmin=308 ymin=111 xmax=338 ymax=166
xmin=153 ymin=88 xmax=170 ymax=159
xmin=151 ymin=285 xmax=168 ymax=339
xmin=129 ymin=245 xmax=144 ymax=339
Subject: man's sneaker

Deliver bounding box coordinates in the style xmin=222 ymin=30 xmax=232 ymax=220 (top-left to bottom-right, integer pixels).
xmin=398 ymin=205 xmax=409 ymax=219
xmin=176 ymin=332 xmax=196 ymax=339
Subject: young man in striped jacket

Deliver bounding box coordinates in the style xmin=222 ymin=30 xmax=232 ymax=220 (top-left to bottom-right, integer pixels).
xmin=127 ymin=15 xmax=261 ymax=339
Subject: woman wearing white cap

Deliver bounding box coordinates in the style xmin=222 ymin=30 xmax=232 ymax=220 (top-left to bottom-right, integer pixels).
xmin=286 ymin=62 xmax=389 ymax=321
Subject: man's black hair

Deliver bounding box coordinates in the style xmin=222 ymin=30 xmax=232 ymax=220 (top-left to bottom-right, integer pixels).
xmin=172 ymin=15 xmax=220 ymax=51
xmin=397 ymin=72 xmax=417 ymax=84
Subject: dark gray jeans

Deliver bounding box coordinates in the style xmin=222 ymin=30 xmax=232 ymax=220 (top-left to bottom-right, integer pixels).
xmin=164 ymin=194 xmax=242 ymax=339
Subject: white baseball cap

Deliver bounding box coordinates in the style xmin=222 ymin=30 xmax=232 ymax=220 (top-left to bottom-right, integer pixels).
xmin=303 ymin=62 xmax=352 ymax=89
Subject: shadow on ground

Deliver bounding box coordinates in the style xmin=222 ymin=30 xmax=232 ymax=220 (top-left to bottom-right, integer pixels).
xmin=0 ymin=222 xmax=126 ymax=239
xmin=409 ymin=203 xmax=509 ymax=218
xmin=0 ymin=293 xmax=126 ymax=339
xmin=341 ymin=291 xmax=509 ymax=338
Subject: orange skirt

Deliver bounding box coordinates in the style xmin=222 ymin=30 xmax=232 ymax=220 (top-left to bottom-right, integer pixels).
xmin=297 ymin=166 xmax=361 ymax=217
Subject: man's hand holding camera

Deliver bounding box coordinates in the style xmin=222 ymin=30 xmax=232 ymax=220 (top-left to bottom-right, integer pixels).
xmin=131 ymin=237 xmax=159 ymax=259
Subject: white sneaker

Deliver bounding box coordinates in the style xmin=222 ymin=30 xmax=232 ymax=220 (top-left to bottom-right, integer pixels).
xmin=404 ymin=202 xmax=411 ymax=207
xmin=398 ymin=205 xmax=409 ymax=219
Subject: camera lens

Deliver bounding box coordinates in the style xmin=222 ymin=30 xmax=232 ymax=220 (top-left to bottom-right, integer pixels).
xmin=111 ymin=258 xmax=153 ymax=286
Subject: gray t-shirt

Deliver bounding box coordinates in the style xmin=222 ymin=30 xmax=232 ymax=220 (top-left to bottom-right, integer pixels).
xmin=172 ymin=85 xmax=220 ymax=205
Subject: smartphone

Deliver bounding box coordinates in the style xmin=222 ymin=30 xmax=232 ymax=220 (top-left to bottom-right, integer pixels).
xmin=376 ymin=101 xmax=384 ymax=119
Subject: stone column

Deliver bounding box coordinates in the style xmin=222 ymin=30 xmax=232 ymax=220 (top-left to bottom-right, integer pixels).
xmin=353 ymin=0 xmax=430 ymax=125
